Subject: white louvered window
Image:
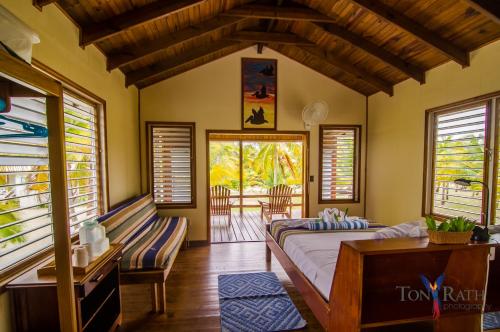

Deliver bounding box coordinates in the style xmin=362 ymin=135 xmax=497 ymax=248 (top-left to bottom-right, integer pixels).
xmin=64 ymin=93 xmax=103 ymax=233
xmin=0 ymin=97 xmax=53 ymax=271
xmin=0 ymin=92 xmax=105 ymax=273
xmin=422 ymin=96 xmax=500 ymax=225
xmin=148 ymin=123 xmax=196 ymax=207
xmin=319 ymin=125 xmax=361 ymax=203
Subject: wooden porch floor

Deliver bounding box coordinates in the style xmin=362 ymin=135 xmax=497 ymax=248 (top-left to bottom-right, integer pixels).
xmin=211 ymin=208 xmax=302 ymax=243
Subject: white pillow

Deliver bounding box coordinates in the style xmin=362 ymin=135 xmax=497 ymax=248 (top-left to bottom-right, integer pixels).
xmin=374 ymin=221 xmax=427 ymax=239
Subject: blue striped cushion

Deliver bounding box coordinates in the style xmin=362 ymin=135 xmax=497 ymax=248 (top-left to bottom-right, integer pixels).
xmin=98 ymin=194 xmax=188 ymax=271
xmin=307 ymin=219 xmax=369 ymax=231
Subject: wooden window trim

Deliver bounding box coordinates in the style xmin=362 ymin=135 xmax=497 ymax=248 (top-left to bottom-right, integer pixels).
xmin=0 ymin=60 xmax=109 ymax=289
xmin=318 ymin=124 xmax=361 ymax=204
xmin=422 ymin=91 xmax=500 ymax=225
xmin=146 ymin=122 xmax=197 ymax=209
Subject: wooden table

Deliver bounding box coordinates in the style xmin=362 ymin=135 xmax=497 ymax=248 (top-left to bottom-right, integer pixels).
xmin=7 ymin=244 xmax=123 ymax=332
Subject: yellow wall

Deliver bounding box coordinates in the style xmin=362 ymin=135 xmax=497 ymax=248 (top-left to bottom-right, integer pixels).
xmin=0 ymin=1 xmax=141 ymax=331
xmin=366 ymin=40 xmax=500 ymax=225
xmin=140 ymin=46 xmax=367 ymax=241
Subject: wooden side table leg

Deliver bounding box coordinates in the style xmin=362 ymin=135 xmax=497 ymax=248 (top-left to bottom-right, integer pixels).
xmin=266 ymin=244 xmax=272 ymax=262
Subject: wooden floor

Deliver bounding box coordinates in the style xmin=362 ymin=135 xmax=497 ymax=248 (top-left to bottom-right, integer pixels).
xmin=118 ymin=242 xmax=437 ymax=332
xmin=211 ymin=208 xmax=302 ymax=243
xmin=119 ymin=242 xmax=323 ymax=332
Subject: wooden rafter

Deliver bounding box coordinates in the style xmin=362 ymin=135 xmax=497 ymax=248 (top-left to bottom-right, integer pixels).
xmin=126 ymin=40 xmax=249 ymax=87
xmin=267 ymin=44 xmax=372 ymax=95
xmin=299 ymin=45 xmax=394 ymax=96
xmin=309 ymin=22 xmax=425 ymax=84
xmin=462 ymin=0 xmax=500 ymax=24
xmin=136 ymin=43 xmax=252 ymax=88
xmin=107 ymin=16 xmax=246 ymax=71
xmin=348 ymin=0 xmax=469 ymax=67
xmin=228 ymin=31 xmax=314 ymax=46
xmin=80 ymin=0 xmax=207 ymax=47
xmin=221 ymin=4 xmax=337 ymax=23
xmin=33 ymin=0 xmax=57 ymax=10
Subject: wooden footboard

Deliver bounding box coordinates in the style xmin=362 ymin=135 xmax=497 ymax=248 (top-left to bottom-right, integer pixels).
xmin=266 ymin=229 xmax=498 ymax=332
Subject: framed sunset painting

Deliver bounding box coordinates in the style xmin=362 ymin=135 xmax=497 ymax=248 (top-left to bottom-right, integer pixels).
xmin=241 ymin=58 xmax=277 ymax=130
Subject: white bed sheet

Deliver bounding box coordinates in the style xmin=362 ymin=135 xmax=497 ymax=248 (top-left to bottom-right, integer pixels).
xmin=282 ymin=232 xmax=376 ymax=300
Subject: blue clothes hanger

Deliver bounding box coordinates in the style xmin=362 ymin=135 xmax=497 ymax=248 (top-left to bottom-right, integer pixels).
xmin=0 ymin=113 xmax=48 ymax=139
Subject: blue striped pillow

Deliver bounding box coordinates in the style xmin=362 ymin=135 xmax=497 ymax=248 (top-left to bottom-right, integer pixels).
xmin=307 ymin=219 xmax=369 ymax=231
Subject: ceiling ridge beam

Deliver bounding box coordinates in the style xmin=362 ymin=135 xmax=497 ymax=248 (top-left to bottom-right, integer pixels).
xmin=227 ymin=31 xmax=315 ymax=46
xmin=80 ymin=0 xmax=207 ymax=47
xmin=126 ymin=40 xmax=249 ymax=87
xmin=462 ymin=0 xmax=500 ymax=24
xmin=266 ymin=44 xmax=369 ymax=96
xmin=348 ymin=0 xmax=469 ymax=67
xmin=309 ymin=22 xmax=425 ymax=84
xmin=300 ymin=45 xmax=393 ymax=96
xmin=107 ymin=16 xmax=246 ymax=71
xmin=137 ymin=43 xmax=251 ymax=89
xmin=221 ymin=4 xmax=337 ymax=23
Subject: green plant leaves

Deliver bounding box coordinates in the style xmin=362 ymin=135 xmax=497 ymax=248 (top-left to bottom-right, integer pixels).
xmin=425 ymin=215 xmax=476 ymax=233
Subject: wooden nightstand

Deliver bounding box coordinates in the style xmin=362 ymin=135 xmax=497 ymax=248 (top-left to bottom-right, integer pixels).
xmin=7 ymin=244 xmax=123 ymax=332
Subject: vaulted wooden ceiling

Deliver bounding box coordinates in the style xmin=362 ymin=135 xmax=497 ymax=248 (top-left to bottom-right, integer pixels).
xmin=34 ymin=0 xmax=500 ymax=96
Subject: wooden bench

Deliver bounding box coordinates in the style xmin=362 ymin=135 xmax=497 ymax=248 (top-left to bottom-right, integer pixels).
xmin=98 ymin=194 xmax=188 ymax=313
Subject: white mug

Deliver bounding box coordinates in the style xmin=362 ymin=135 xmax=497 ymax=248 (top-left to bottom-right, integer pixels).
xmin=74 ymin=245 xmax=89 ymax=267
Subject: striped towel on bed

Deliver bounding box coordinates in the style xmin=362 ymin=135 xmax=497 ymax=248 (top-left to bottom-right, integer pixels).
xmin=307 ymin=219 xmax=369 ymax=231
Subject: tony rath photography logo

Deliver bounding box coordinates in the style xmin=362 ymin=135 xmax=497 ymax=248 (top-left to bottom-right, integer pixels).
xmin=396 ymin=273 xmax=487 ymax=319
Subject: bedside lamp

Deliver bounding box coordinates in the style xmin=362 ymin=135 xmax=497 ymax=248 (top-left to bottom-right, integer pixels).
xmin=453 ymin=178 xmax=490 ymax=242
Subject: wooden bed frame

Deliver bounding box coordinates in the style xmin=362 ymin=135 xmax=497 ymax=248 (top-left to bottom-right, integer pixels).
xmin=266 ymin=228 xmax=499 ymax=331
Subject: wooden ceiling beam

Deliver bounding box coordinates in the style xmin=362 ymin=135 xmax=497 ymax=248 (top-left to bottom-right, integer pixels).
xmin=462 ymin=0 xmax=500 ymax=24
xmin=137 ymin=43 xmax=251 ymax=88
xmin=310 ymin=22 xmax=425 ymax=83
xmin=33 ymin=0 xmax=57 ymax=10
xmin=300 ymin=45 xmax=393 ymax=96
xmin=107 ymin=16 xmax=245 ymax=71
xmin=126 ymin=40 xmax=249 ymax=87
xmin=266 ymin=44 xmax=371 ymax=96
xmin=80 ymin=0 xmax=207 ymax=47
xmin=221 ymin=4 xmax=337 ymax=23
xmin=227 ymin=31 xmax=315 ymax=46
xmin=348 ymin=0 xmax=469 ymax=67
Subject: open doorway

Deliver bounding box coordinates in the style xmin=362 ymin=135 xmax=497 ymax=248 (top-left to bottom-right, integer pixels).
xmin=207 ymin=132 xmax=308 ymax=243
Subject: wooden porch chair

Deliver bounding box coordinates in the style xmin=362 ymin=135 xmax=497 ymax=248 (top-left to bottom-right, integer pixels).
xmin=259 ymin=184 xmax=293 ymax=223
xmin=210 ymin=185 xmax=233 ymax=225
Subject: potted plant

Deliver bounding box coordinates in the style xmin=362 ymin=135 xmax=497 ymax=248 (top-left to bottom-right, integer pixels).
xmin=425 ymin=216 xmax=476 ymax=244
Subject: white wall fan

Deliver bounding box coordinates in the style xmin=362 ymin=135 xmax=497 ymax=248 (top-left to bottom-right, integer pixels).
xmin=302 ymin=100 xmax=329 ymax=130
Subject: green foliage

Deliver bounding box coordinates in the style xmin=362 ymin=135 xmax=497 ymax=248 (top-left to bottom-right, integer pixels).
xmin=425 ymin=215 xmax=476 ymax=233
xmin=210 ymin=141 xmax=303 ymax=191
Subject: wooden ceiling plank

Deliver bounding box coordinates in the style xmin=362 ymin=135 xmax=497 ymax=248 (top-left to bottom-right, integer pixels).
xmin=80 ymin=0 xmax=207 ymax=47
xmin=348 ymin=0 xmax=470 ymax=67
xmin=462 ymin=0 xmax=500 ymax=24
xmin=33 ymin=0 xmax=57 ymax=10
xmin=221 ymin=4 xmax=337 ymax=23
xmin=300 ymin=45 xmax=393 ymax=96
xmin=266 ymin=44 xmax=371 ymax=96
xmin=137 ymin=43 xmax=251 ymax=88
xmin=227 ymin=31 xmax=315 ymax=46
xmin=107 ymin=16 xmax=246 ymax=71
xmin=126 ymin=41 xmax=249 ymax=86
xmin=310 ymin=22 xmax=425 ymax=84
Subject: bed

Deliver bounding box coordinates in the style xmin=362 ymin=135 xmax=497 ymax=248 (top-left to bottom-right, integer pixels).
xmin=266 ymin=219 xmax=498 ymax=331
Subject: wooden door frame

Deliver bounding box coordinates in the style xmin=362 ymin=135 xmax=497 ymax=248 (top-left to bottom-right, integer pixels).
xmin=205 ymin=129 xmax=310 ymax=243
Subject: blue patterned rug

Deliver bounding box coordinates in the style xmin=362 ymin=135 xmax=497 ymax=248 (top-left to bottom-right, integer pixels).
xmin=485 ymin=312 xmax=500 ymax=330
xmin=218 ymin=272 xmax=306 ymax=332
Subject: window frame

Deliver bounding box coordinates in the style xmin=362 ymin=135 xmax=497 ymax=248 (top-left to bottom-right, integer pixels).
xmin=0 ymin=62 xmax=109 ymax=283
xmin=423 ymin=92 xmax=500 ymax=224
xmin=146 ymin=121 xmax=197 ymax=209
xmin=318 ymin=124 xmax=362 ymax=204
